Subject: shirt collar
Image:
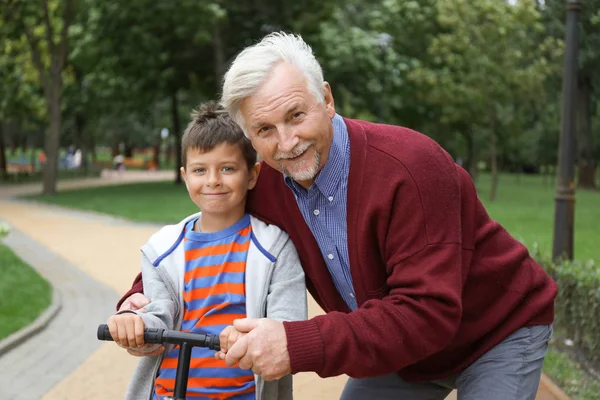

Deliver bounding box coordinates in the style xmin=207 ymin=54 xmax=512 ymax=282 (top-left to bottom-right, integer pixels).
xmin=284 ymin=114 xmax=349 ymax=197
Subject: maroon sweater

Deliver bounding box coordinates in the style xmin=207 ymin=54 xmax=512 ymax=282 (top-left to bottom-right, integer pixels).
xmin=120 ymin=118 xmax=557 ymax=382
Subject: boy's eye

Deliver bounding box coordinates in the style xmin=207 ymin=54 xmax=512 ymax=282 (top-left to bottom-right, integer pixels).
xmin=221 ymin=166 xmax=234 ymax=172
xmin=193 ymin=168 xmax=205 ymax=173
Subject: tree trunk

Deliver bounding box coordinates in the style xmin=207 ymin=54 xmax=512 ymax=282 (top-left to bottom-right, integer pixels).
xmin=0 ymin=124 xmax=7 ymax=180
xmin=489 ymin=130 xmax=499 ymax=202
xmin=576 ymin=77 xmax=596 ymax=189
xmin=171 ymin=90 xmax=183 ymax=184
xmin=213 ymin=23 xmax=225 ymax=94
xmin=42 ymin=77 xmax=62 ymax=196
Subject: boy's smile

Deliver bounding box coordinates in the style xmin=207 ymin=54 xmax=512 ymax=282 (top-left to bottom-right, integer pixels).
xmin=180 ymin=143 xmax=260 ymax=232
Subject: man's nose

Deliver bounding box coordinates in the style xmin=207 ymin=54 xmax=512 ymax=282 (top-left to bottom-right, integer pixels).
xmin=277 ymin=127 xmax=300 ymax=153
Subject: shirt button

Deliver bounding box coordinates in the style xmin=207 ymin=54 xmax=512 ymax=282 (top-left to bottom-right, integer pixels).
xmin=313 ymin=209 xmax=320 ymax=216
xmin=328 ymin=196 xmax=334 ymax=202
xmin=327 ymin=254 xmax=334 ymax=260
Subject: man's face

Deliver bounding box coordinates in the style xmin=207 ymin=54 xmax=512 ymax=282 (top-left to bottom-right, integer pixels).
xmin=240 ymin=62 xmax=335 ymax=189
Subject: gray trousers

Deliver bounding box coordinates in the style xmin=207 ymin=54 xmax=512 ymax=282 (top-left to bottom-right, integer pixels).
xmin=340 ymin=324 xmax=553 ymax=400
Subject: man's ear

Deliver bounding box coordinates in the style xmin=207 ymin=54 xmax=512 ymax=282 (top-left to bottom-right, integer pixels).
xmin=323 ymin=82 xmax=336 ymax=119
xmin=247 ymin=162 xmax=261 ymax=190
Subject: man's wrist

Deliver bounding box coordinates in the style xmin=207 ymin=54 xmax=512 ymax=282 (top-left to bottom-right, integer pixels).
xmin=283 ymin=319 xmax=324 ymax=374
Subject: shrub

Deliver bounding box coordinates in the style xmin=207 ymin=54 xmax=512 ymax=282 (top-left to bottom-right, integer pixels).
xmin=534 ymin=245 xmax=600 ymax=363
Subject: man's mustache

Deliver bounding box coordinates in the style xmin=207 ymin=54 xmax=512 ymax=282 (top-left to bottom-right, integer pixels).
xmin=274 ymin=141 xmax=315 ymax=160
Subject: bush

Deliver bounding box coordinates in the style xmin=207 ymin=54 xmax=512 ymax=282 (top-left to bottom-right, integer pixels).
xmin=534 ymin=246 xmax=600 ymax=364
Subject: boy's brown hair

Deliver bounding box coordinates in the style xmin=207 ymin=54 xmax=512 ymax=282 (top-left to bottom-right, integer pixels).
xmin=181 ymin=101 xmax=257 ymax=170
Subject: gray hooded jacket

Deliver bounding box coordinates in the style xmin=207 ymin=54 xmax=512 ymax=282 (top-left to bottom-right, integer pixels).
xmin=125 ymin=213 xmax=308 ymax=400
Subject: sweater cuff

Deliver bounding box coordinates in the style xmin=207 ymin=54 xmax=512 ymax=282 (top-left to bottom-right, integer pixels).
xmin=283 ymin=319 xmax=324 ymax=374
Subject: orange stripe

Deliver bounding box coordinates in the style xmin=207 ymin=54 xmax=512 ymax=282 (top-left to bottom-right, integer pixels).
xmin=183 ymin=302 xmax=230 ymax=321
xmin=185 ymin=241 xmax=250 ymax=262
xmin=183 ymin=283 xmax=245 ymax=302
xmin=198 ymin=313 xmax=246 ymax=326
xmin=184 ymin=262 xmax=246 ymax=283
xmin=155 ymin=376 xmax=254 ymax=392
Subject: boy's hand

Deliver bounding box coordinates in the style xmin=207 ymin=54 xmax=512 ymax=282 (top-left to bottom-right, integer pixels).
xmin=215 ymin=325 xmax=247 ymax=361
xmin=107 ymin=313 xmax=145 ymax=349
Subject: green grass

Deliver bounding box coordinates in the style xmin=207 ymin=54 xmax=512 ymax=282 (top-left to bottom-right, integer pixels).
xmin=24 ymin=181 xmax=197 ymax=224
xmin=0 ymin=244 xmax=52 ymax=340
xmin=543 ymin=345 xmax=600 ymax=399
xmin=475 ymin=173 xmax=599 ymax=261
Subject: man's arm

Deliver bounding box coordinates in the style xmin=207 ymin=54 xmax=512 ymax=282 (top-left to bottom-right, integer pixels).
xmin=117 ymin=272 xmax=144 ymax=311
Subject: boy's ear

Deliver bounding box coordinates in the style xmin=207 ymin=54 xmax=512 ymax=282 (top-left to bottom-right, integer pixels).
xmin=247 ymin=162 xmax=261 ymax=190
xmin=180 ymin=167 xmax=189 ymax=189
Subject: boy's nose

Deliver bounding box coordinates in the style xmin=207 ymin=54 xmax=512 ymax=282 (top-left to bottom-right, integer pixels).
xmin=206 ymin=170 xmax=221 ymax=186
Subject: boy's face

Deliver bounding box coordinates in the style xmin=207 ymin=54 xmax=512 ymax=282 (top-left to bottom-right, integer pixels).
xmin=181 ymin=143 xmax=260 ymax=228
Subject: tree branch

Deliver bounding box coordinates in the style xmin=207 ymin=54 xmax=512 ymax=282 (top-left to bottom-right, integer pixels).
xmin=42 ymin=0 xmax=56 ymax=55
xmin=58 ymin=0 xmax=73 ymax=70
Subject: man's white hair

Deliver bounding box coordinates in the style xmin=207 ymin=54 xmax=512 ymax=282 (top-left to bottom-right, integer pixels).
xmin=221 ymin=32 xmax=325 ymax=131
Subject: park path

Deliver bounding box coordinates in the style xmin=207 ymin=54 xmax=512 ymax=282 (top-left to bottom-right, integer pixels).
xmin=0 ymin=171 xmax=566 ymax=399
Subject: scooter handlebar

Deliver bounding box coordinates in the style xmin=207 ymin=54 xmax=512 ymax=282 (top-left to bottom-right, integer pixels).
xmin=97 ymin=324 xmax=220 ymax=351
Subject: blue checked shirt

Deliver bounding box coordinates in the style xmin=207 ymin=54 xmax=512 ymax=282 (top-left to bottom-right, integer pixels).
xmin=284 ymin=114 xmax=358 ymax=310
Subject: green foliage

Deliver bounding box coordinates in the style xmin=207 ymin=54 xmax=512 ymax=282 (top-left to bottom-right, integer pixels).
xmin=535 ymin=249 xmax=600 ymax=364
xmin=0 ymin=243 xmax=52 ymax=340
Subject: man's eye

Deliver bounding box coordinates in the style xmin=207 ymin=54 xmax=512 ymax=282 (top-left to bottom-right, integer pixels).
xmin=292 ymin=112 xmax=304 ymax=119
xmin=258 ymin=126 xmax=271 ymax=135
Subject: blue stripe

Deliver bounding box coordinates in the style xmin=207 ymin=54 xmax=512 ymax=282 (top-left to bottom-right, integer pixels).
xmin=186 ymin=272 xmax=245 ymax=289
xmin=250 ymin=232 xmax=276 ymax=262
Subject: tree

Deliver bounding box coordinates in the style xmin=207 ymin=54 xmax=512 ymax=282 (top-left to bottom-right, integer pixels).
xmin=409 ymin=0 xmax=562 ymax=200
xmin=1 ymin=0 xmax=74 ymax=194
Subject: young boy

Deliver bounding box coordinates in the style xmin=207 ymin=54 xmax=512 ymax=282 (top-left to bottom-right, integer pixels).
xmin=107 ymin=101 xmax=307 ymax=400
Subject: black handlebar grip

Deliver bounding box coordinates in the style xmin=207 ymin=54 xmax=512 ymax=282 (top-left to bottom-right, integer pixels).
xmin=97 ymin=324 xmax=113 ymax=341
xmin=97 ymin=324 xmax=165 ymax=343
xmin=143 ymin=327 xmax=164 ymax=344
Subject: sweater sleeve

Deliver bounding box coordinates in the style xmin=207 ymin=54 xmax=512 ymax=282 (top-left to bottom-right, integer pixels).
xmin=116 ymin=272 xmax=144 ymax=311
xmin=283 ymin=143 xmax=465 ymax=378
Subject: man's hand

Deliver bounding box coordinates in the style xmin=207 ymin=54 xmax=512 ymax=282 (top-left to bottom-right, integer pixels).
xmin=119 ymin=293 xmax=150 ymax=312
xmin=107 ymin=313 xmax=145 ymax=349
xmin=225 ymin=318 xmax=291 ymax=381
xmin=215 ymin=325 xmax=247 ymax=361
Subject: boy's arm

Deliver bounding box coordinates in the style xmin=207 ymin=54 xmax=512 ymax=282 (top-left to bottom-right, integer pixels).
xmin=116 ymin=272 xmax=144 ymax=311
xmin=134 ymin=253 xmax=177 ymax=332
xmin=267 ymin=236 xmax=308 ymax=322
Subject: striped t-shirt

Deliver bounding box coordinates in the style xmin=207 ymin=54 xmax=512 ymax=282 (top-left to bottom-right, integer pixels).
xmin=155 ymin=214 xmax=256 ymax=399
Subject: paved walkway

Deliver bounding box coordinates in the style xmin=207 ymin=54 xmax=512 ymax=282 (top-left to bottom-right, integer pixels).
xmin=0 ymin=172 xmax=567 ymax=399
